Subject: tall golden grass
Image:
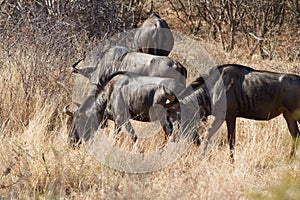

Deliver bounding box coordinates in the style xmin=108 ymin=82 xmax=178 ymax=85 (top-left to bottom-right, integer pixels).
xmin=0 ymin=37 xmax=299 ymax=199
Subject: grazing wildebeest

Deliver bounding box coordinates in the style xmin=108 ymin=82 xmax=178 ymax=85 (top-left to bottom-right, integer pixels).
xmin=64 ymin=71 xmax=184 ymax=144
xmin=71 ymin=46 xmax=187 ymax=91
xmin=134 ymin=12 xmax=174 ymax=56
xmin=168 ymin=64 xmax=300 ymax=161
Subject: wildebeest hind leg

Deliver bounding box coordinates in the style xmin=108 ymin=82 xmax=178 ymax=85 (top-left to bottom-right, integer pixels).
xmin=124 ymin=121 xmax=137 ymax=142
xmin=226 ymin=116 xmax=236 ymax=163
xmin=283 ymin=111 xmax=300 ymax=158
xmin=114 ymin=117 xmax=137 ymax=143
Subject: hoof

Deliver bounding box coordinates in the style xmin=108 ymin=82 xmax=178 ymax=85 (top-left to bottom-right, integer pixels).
xmin=194 ymin=138 xmax=201 ymax=146
xmin=131 ymin=135 xmax=137 ymax=143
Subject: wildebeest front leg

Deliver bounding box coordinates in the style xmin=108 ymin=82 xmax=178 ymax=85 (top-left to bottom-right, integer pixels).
xmin=114 ymin=115 xmax=137 ymax=143
xmin=201 ymin=117 xmax=225 ymax=157
xmin=283 ymin=111 xmax=300 ymax=158
xmin=226 ymin=116 xmax=236 ymax=162
xmin=124 ymin=121 xmax=137 ymax=142
xmin=162 ymin=116 xmax=173 ymax=138
xmin=112 ymin=92 xmax=138 ymax=142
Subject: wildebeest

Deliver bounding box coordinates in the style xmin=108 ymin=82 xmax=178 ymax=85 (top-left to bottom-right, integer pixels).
xmin=65 ymin=71 xmax=184 ymax=144
xmin=71 ymin=46 xmax=187 ymax=91
xmin=134 ymin=12 xmax=174 ymax=56
xmin=168 ymin=64 xmax=300 ymax=161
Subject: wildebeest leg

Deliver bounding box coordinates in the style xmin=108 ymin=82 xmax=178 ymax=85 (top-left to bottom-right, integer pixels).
xmin=157 ymin=116 xmax=176 ymax=149
xmin=124 ymin=121 xmax=137 ymax=142
xmin=114 ymin=116 xmax=137 ymax=143
xmin=283 ymin=111 xmax=300 ymax=158
xmin=99 ymin=118 xmax=108 ymax=129
xmin=226 ymin=116 xmax=236 ymax=163
xmin=162 ymin=116 xmax=173 ymax=139
xmin=112 ymin=93 xmax=137 ymax=142
xmin=201 ymin=117 xmax=225 ymax=157
xmin=195 ymin=118 xmax=209 ymax=146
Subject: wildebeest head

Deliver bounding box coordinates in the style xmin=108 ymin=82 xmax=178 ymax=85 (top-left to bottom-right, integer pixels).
xmin=64 ymin=91 xmax=108 ymax=145
xmin=162 ymin=77 xmax=211 ymax=143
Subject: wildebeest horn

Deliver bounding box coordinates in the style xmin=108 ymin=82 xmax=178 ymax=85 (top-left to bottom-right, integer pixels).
xmin=63 ymin=105 xmax=73 ymax=117
xmin=166 ymin=95 xmax=176 ymax=103
xmin=73 ymin=101 xmax=81 ymax=108
xmin=162 ymin=86 xmax=176 ymax=102
xmin=70 ymin=59 xmax=82 ymax=73
xmin=70 ymin=52 xmax=86 ymax=73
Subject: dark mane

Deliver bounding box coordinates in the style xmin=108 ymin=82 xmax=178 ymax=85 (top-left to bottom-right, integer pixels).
xmin=189 ymin=74 xmax=208 ymax=90
xmin=216 ymin=64 xmax=255 ymax=71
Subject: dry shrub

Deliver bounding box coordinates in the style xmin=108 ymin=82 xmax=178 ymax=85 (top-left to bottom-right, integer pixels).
xmin=0 ymin=0 xmax=143 ymax=136
xmin=162 ymin=0 xmax=300 ymax=61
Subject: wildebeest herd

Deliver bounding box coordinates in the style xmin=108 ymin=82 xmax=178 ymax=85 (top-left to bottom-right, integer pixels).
xmin=64 ymin=12 xmax=300 ymax=162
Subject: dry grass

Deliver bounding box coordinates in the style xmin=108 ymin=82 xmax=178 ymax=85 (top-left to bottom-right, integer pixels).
xmin=1 ymin=40 xmax=300 ymax=199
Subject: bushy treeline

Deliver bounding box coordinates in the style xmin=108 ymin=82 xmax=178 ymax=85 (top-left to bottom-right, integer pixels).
xmin=168 ymin=0 xmax=299 ymax=60
xmin=0 ymin=0 xmax=145 ymax=135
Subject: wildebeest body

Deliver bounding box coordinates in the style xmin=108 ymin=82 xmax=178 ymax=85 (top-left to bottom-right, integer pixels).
xmin=134 ymin=12 xmax=174 ymax=56
xmin=66 ymin=71 xmax=184 ymax=144
xmin=226 ymin=68 xmax=285 ymax=119
xmin=171 ymin=64 xmax=300 ymax=161
xmin=72 ymin=46 xmax=187 ymax=89
xmin=104 ymin=73 xmax=184 ymax=140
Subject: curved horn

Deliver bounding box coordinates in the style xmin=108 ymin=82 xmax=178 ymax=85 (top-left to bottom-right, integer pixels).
xmin=70 ymin=51 xmax=86 ymax=73
xmin=63 ymin=105 xmax=73 ymax=117
xmin=162 ymin=86 xmax=176 ymax=103
xmin=70 ymin=59 xmax=83 ymax=73
xmin=73 ymin=101 xmax=81 ymax=108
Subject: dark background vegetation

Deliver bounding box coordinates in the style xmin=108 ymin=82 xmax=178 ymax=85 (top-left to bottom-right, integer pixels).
xmin=168 ymin=0 xmax=299 ymax=60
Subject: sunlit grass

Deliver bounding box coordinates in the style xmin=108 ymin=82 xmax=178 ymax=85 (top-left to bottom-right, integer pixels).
xmin=1 ymin=99 xmax=299 ymax=199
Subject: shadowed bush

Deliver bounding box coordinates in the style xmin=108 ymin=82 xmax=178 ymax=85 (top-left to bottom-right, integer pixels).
xmin=0 ymin=0 xmax=142 ymax=136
